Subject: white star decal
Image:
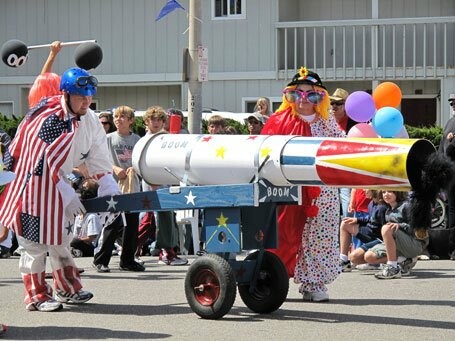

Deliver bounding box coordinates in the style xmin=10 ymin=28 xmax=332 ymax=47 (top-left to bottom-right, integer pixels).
xmin=106 ymin=196 xmax=118 ymax=211
xmin=185 ymin=191 xmax=197 ymax=206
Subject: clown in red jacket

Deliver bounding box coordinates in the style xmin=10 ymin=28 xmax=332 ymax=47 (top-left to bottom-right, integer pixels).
xmin=261 ymin=67 xmax=345 ymax=302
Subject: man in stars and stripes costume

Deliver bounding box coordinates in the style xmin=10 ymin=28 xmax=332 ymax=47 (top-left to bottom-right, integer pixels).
xmin=0 ymin=67 xmax=120 ymax=312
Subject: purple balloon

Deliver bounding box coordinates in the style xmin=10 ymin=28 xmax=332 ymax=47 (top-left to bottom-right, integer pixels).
xmin=345 ymin=91 xmax=376 ymax=123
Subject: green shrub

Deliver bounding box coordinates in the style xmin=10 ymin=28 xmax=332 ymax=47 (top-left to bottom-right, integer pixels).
xmin=405 ymin=124 xmax=443 ymax=147
xmin=218 ymin=118 xmax=249 ymax=134
xmin=186 ymin=117 xmax=248 ymax=135
xmin=0 ymin=113 xmax=24 ymax=137
xmin=133 ymin=117 xmax=146 ymax=136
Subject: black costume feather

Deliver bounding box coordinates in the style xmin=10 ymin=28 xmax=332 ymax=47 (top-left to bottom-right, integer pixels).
xmin=409 ymin=152 xmax=455 ymax=230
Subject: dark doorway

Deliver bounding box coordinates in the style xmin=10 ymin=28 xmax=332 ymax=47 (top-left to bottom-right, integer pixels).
xmin=401 ymin=98 xmax=437 ymax=127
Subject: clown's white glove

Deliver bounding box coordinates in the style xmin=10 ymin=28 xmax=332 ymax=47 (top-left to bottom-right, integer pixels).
xmin=98 ymin=173 xmax=121 ymax=197
xmin=56 ymin=179 xmax=86 ymax=217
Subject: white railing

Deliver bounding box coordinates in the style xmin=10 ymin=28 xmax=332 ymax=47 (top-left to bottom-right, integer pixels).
xmin=275 ymin=16 xmax=455 ymax=81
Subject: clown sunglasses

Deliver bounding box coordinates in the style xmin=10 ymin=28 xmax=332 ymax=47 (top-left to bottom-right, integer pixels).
xmin=75 ymin=76 xmax=98 ymax=88
xmin=283 ymin=89 xmax=325 ymax=104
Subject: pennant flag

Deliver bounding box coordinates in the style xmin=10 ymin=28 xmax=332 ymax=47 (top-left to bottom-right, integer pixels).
xmin=156 ymin=0 xmax=186 ymax=21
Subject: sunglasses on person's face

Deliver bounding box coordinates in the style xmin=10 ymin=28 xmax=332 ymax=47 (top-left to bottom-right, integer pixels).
xmin=100 ymin=121 xmax=110 ymax=125
xmin=248 ymin=120 xmax=261 ymax=125
xmin=450 ymin=100 xmax=455 ymax=106
xmin=76 ymin=76 xmax=98 ymax=87
xmin=330 ymin=101 xmax=345 ymax=106
xmin=283 ymin=89 xmax=325 ymax=104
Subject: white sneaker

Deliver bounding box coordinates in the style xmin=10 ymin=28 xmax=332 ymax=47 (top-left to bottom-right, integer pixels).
xmin=302 ymin=291 xmax=329 ymax=302
xmin=158 ymin=255 xmax=188 ymax=266
xmin=340 ymin=260 xmax=352 ymax=272
xmin=399 ymin=257 xmax=418 ymax=276
xmin=169 ymin=256 xmax=188 ymax=266
xmin=158 ymin=248 xmax=188 ymax=266
xmin=55 ymin=289 xmax=93 ymax=304
xmin=356 ymin=263 xmax=380 ymax=271
xmin=26 ymin=299 xmax=63 ymax=312
xmin=92 ymin=262 xmax=110 ymax=273
xmin=374 ymin=264 xmax=401 ymax=279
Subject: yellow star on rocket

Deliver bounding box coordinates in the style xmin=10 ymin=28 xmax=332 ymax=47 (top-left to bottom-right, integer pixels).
xmin=260 ymin=146 xmax=272 ymax=158
xmin=216 ymin=213 xmax=228 ymax=228
xmin=215 ymin=146 xmax=226 ymax=159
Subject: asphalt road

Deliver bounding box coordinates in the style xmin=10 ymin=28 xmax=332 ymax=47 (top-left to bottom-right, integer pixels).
xmin=1 ymin=255 xmax=454 ymax=340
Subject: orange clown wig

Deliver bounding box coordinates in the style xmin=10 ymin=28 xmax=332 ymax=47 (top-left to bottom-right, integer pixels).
xmin=28 ymin=72 xmax=61 ymax=108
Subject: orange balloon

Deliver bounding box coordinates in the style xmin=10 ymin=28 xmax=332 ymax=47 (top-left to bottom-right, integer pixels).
xmin=372 ymin=82 xmax=402 ymax=109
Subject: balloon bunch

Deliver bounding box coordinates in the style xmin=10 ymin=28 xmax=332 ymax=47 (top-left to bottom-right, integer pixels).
xmin=344 ymin=82 xmax=405 ymax=138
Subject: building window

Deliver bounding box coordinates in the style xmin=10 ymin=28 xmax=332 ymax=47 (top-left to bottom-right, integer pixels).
xmin=243 ymin=97 xmax=282 ymax=113
xmin=213 ymin=0 xmax=245 ymax=19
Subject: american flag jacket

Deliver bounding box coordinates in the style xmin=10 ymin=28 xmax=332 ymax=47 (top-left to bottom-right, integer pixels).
xmin=0 ymin=95 xmax=113 ymax=245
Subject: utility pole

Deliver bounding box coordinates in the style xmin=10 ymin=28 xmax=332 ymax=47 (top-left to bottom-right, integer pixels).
xmin=187 ymin=0 xmax=202 ymax=134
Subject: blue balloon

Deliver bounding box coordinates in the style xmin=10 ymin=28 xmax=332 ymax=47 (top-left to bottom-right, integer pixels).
xmin=372 ymin=107 xmax=404 ymax=138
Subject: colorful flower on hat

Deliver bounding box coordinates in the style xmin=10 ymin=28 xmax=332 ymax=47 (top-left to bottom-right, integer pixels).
xmin=299 ymin=67 xmax=309 ymax=79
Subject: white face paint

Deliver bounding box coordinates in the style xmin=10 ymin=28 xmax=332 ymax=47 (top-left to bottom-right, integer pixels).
xmin=295 ymin=84 xmax=316 ymax=116
xmin=6 ymin=53 xmax=27 ymax=67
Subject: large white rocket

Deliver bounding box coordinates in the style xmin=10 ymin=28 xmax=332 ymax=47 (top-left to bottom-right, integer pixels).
xmin=132 ymin=133 xmax=435 ymax=190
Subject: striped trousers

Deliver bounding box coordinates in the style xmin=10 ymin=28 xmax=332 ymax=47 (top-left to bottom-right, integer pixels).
xmin=17 ymin=235 xmax=82 ymax=306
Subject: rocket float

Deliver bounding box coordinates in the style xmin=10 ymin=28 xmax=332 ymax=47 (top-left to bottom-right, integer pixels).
xmin=82 ymin=132 xmax=449 ymax=322
xmin=83 ymin=133 xmax=449 ymax=257
xmin=132 ymin=133 xmax=436 ymax=190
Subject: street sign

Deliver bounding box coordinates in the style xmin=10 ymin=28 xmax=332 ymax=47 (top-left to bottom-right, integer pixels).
xmin=198 ymin=45 xmax=208 ymax=82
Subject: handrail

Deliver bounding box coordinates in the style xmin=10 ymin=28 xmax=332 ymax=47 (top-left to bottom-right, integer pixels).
xmin=275 ymin=16 xmax=455 ymax=81
xmin=275 ymin=16 xmax=455 ymax=28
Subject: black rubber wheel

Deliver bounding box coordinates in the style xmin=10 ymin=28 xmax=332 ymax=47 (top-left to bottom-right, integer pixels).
xmin=184 ymin=254 xmax=236 ymax=319
xmin=238 ymin=251 xmax=289 ymax=314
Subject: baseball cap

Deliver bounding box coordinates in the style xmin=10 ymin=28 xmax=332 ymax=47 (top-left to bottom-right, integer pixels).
xmin=245 ymin=112 xmax=266 ymax=124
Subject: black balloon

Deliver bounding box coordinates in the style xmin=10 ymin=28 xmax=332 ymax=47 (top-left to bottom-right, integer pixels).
xmin=74 ymin=42 xmax=103 ymax=70
xmin=1 ymin=39 xmax=28 ymax=68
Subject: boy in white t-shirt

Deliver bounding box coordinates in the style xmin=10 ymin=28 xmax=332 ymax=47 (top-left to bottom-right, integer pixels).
xmin=70 ymin=179 xmax=103 ymax=257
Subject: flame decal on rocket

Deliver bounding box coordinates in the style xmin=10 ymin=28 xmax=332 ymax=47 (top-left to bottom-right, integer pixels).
xmin=316 ymin=139 xmax=410 ymax=187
